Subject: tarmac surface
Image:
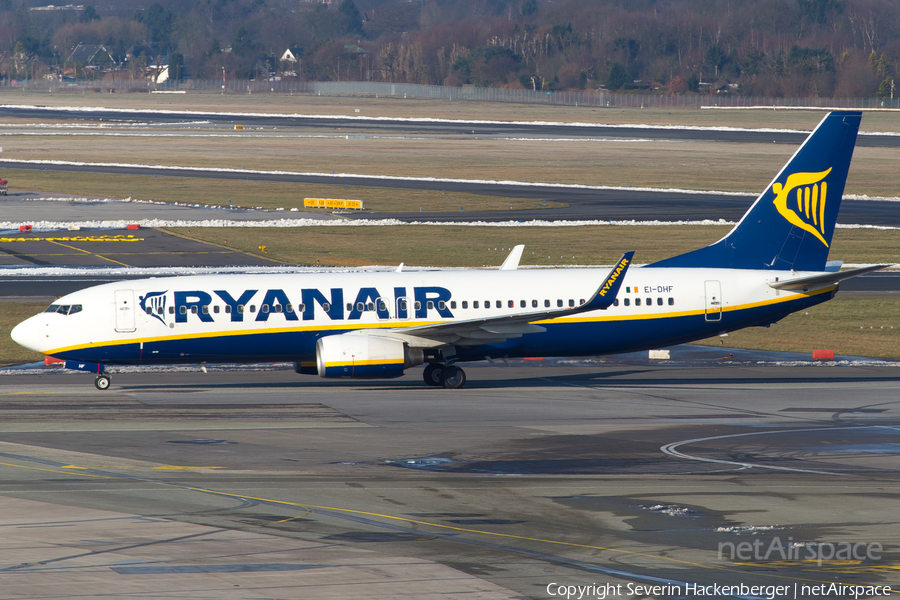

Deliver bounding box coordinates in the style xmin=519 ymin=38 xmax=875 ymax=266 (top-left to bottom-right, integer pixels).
xmin=0 ymin=360 xmax=898 ymax=599
xmin=1 ymin=104 xmax=899 ymax=147
xmin=0 ymin=226 xmax=280 ymax=269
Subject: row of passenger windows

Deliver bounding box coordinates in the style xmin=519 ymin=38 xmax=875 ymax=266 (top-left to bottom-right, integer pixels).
xmin=147 ymin=297 xmax=677 ymax=317
xmin=149 ymin=303 xmax=311 ymax=315
xmin=614 ymin=297 xmax=675 ymax=307
xmin=45 ymin=304 xmax=83 ymax=315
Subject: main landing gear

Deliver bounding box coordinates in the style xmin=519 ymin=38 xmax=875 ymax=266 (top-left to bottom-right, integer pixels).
xmin=422 ymin=363 xmax=466 ymax=389
xmin=94 ymin=375 xmax=111 ymax=390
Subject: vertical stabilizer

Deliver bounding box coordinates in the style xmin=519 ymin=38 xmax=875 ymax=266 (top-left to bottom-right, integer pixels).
xmin=648 ymin=111 xmax=861 ymax=271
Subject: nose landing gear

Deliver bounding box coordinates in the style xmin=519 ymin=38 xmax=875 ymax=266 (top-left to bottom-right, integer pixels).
xmin=94 ymin=375 xmax=111 ymax=390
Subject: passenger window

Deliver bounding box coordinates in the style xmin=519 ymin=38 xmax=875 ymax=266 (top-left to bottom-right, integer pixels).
xmin=225 ymin=305 xmax=232 ymax=314
xmin=356 ymin=302 xmax=364 ymax=311
xmin=624 ymin=298 xmax=630 ymax=306
xmin=473 ymin=301 xmax=479 ymax=308
xmin=180 ymin=306 xmax=187 ymax=315
xmin=568 ymin=299 xmax=574 ymax=307
xmin=261 ymin=304 xmax=269 ymax=314
xmin=614 ymin=299 xmax=619 ymax=306
xmin=496 ymin=300 xmax=502 ymax=308
xmin=346 ymin=303 xmax=353 ymax=311
xmin=580 ymin=299 xmax=585 ymax=305
xmin=438 ymin=301 xmax=446 ymax=310
xmin=366 ymin=302 xmax=374 ymax=311
xmin=427 ymin=301 xmax=434 ymax=310
xmin=202 ymin=305 xmax=209 ymax=314
xmin=657 ymin=298 xmax=663 ymax=306
xmin=462 ymin=301 xmax=468 ymax=309
xmin=484 ymin=300 xmax=490 ymax=309
xmin=520 ymin=300 xmax=527 ymax=308
xmin=508 ymin=300 xmax=514 ymax=308
xmin=668 ymin=298 xmax=674 ymax=306
xmin=532 ymin=300 xmax=538 ymax=308
xmin=399 ymin=300 xmax=407 ymax=311
xmin=378 ymin=300 xmax=387 ymax=311
xmin=450 ymin=301 xmax=456 ymax=309
xmin=275 ymin=304 xmax=283 ymax=313
xmin=557 ymin=299 xmax=563 ymax=307
xmin=249 ymin=305 xmax=256 ymax=313
xmin=415 ymin=301 xmax=421 ymax=310
xmin=237 ymin=305 xmax=244 ymax=314
xmin=322 ymin=303 xmax=330 ymax=311
xmin=635 ymin=298 xmax=641 ymax=306
xmin=544 ymin=299 xmax=550 ymax=308
xmin=646 ymin=297 xmax=652 ymax=306
xmin=214 ymin=305 xmax=220 ymax=314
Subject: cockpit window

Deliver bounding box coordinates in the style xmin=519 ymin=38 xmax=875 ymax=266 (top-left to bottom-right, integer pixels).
xmin=44 ymin=304 xmax=82 ymax=315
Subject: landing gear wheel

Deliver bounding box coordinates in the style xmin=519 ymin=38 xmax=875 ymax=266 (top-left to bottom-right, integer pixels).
xmin=423 ymin=363 xmax=444 ymax=386
xmin=440 ymin=366 xmax=466 ymax=389
xmin=94 ymin=375 xmax=111 ymax=391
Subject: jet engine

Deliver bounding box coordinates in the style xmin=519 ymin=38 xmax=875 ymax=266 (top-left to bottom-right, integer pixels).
xmin=316 ymin=334 xmax=424 ymax=378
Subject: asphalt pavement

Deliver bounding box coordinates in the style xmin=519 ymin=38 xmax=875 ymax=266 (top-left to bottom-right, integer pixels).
xmin=1 ymin=104 xmax=898 ymax=147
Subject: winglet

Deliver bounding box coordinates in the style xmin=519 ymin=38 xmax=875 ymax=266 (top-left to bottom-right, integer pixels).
xmin=580 ymin=252 xmax=634 ymax=311
xmin=500 ymin=245 xmax=525 ymax=270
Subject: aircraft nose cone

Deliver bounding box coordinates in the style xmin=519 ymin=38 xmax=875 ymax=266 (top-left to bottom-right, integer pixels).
xmin=10 ymin=316 xmax=42 ymax=353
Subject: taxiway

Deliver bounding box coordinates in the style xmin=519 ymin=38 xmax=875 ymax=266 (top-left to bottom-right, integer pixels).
xmin=0 ymin=362 xmax=897 ymax=598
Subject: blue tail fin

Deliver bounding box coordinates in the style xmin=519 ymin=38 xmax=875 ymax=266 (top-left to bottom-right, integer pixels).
xmin=648 ymin=111 xmax=861 ymax=271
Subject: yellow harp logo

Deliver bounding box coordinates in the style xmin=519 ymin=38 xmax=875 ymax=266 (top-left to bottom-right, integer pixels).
xmin=772 ymin=168 xmax=832 ymax=247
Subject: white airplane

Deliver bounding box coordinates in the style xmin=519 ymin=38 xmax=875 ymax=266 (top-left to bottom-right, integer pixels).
xmin=11 ymin=111 xmax=889 ymax=390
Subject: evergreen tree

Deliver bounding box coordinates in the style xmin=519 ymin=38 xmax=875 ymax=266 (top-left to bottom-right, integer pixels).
xmin=338 ymin=0 xmax=364 ymax=37
xmin=606 ymin=62 xmax=627 ymax=90
xmin=79 ymin=6 xmax=100 ymax=23
xmin=233 ymin=27 xmax=253 ymax=58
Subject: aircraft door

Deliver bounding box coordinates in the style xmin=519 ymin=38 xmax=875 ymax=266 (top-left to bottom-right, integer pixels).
xmin=704 ymin=281 xmax=722 ymax=322
xmin=115 ymin=289 xmax=137 ymax=332
xmin=395 ymin=296 xmax=411 ymax=320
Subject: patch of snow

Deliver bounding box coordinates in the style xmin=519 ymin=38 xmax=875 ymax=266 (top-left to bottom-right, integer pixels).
xmin=716 ymin=525 xmax=782 ymax=535
xmin=643 ymin=504 xmax=696 ymax=517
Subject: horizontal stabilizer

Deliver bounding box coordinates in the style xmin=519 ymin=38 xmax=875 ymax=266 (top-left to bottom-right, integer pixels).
xmin=769 ymin=264 xmax=892 ymax=290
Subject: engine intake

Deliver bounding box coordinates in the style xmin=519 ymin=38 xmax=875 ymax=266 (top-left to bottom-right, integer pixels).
xmin=316 ymin=334 xmax=423 ymax=378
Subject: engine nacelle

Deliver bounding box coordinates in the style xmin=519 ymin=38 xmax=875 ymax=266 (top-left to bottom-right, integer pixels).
xmin=316 ymin=334 xmax=424 ymax=379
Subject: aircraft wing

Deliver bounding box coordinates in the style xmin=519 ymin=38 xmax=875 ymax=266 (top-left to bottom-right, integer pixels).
xmin=378 ymin=252 xmax=634 ymax=347
xmin=769 ymin=264 xmax=893 ymax=290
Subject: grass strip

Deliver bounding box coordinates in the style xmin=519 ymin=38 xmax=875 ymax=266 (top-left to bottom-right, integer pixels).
xmin=0 ymin=302 xmax=47 ymax=366
xmin=168 ymin=225 xmax=899 ymax=268
xmin=5 ymin=169 xmax=560 ymax=214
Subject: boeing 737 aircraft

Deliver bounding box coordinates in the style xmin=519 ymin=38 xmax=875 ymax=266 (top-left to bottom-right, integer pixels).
xmin=11 ymin=111 xmax=890 ymax=390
